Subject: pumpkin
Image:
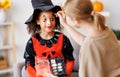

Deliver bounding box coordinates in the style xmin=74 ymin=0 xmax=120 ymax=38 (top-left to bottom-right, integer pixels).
xmin=92 ymin=1 xmax=103 ymax=12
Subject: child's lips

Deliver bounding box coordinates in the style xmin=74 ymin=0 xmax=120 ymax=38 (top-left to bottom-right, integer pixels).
xmin=47 ymin=26 xmax=53 ymax=29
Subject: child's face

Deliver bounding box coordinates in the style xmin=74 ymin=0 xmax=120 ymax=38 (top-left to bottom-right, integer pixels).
xmin=37 ymin=11 xmax=56 ymax=33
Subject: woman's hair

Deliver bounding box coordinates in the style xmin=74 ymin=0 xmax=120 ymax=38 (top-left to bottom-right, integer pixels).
xmin=64 ymin=0 xmax=106 ymax=31
xmin=26 ymin=9 xmax=61 ymax=36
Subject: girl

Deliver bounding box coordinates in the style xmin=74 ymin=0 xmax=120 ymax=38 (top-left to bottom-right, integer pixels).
xmin=24 ymin=0 xmax=74 ymax=77
xmin=57 ymin=0 xmax=120 ymax=77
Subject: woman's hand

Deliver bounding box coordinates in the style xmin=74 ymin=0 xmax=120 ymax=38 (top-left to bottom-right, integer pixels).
xmin=57 ymin=11 xmax=67 ymax=26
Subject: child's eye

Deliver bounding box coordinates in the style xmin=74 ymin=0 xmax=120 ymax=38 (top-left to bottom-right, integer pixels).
xmin=50 ymin=18 xmax=55 ymax=21
xmin=43 ymin=19 xmax=47 ymax=22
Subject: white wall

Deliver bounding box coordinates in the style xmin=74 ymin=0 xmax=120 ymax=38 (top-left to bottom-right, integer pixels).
xmin=7 ymin=0 xmax=120 ymax=63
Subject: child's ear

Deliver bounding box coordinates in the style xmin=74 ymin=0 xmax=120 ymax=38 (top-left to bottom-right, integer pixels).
xmin=36 ymin=20 xmax=40 ymax=25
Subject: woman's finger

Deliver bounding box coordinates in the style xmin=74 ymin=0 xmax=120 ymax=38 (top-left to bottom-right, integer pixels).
xmin=57 ymin=11 xmax=65 ymax=18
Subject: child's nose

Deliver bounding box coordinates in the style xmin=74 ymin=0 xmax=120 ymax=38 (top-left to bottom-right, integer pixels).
xmin=47 ymin=19 xmax=52 ymax=24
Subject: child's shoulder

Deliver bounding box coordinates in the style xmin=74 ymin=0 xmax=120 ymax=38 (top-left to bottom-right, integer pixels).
xmin=54 ymin=31 xmax=67 ymax=38
xmin=54 ymin=31 xmax=65 ymax=36
xmin=55 ymin=31 xmax=70 ymax=40
xmin=54 ymin=31 xmax=62 ymax=34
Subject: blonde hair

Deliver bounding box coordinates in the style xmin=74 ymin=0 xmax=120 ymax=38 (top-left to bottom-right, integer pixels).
xmin=64 ymin=0 xmax=106 ymax=31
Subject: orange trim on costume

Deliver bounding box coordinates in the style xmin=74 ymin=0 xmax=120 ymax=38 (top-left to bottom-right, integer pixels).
xmin=26 ymin=64 xmax=36 ymax=77
xmin=66 ymin=60 xmax=74 ymax=77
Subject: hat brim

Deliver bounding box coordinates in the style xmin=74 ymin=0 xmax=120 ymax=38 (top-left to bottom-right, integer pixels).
xmin=25 ymin=5 xmax=61 ymax=24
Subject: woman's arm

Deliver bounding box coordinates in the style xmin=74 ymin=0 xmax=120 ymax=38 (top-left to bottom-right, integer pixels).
xmin=63 ymin=23 xmax=85 ymax=45
xmin=57 ymin=11 xmax=85 ymax=46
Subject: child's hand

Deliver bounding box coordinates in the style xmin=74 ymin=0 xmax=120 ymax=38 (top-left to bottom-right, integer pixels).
xmin=57 ymin=11 xmax=67 ymax=26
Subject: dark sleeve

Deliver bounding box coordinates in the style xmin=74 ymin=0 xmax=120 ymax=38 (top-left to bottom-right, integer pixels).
xmin=24 ymin=38 xmax=36 ymax=69
xmin=62 ymin=35 xmax=74 ymax=61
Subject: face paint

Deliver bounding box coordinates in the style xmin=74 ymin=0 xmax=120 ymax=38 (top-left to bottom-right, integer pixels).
xmin=49 ymin=58 xmax=67 ymax=76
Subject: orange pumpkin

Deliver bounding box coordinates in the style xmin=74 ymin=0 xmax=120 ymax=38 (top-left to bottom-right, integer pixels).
xmin=92 ymin=1 xmax=103 ymax=12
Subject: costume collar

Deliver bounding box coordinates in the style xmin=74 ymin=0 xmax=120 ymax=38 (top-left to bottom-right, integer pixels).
xmin=35 ymin=32 xmax=60 ymax=48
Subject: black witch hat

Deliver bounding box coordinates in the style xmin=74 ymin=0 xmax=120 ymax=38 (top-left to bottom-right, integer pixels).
xmin=25 ymin=0 xmax=61 ymax=24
